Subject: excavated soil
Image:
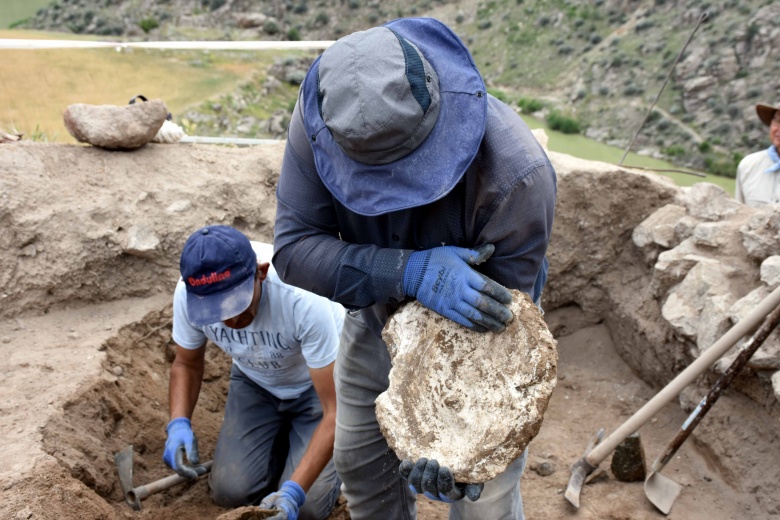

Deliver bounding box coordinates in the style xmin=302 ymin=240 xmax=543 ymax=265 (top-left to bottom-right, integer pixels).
xmin=1 ymin=142 xmax=779 ymax=519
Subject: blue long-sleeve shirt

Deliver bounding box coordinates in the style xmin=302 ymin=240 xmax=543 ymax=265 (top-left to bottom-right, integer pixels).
xmin=273 ymin=94 xmax=557 ymax=337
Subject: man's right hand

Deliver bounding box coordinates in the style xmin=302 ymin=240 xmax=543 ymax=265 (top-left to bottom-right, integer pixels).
xmin=163 ymin=417 xmax=204 ymax=479
xmin=402 ymin=244 xmax=513 ymax=332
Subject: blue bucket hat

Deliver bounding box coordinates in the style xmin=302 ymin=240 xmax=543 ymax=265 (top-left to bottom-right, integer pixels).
xmin=180 ymin=226 xmax=257 ymax=326
xmin=301 ymin=17 xmax=487 ymax=216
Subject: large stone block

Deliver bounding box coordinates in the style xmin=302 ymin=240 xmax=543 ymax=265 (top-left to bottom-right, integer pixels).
xmin=376 ymin=291 xmax=557 ymax=483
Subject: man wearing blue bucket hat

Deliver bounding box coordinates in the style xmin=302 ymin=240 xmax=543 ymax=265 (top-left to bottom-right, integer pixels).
xmin=273 ymin=18 xmax=556 ymax=519
xmin=167 ymin=225 xmax=344 ymax=520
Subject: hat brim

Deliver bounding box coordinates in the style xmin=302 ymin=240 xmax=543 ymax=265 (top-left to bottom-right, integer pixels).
xmin=185 ymin=272 xmax=255 ymax=326
xmin=302 ymin=18 xmax=487 ymax=216
xmin=757 ymin=104 xmax=778 ymax=126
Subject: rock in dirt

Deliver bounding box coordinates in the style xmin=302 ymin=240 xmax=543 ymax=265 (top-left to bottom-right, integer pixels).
xmin=63 ymin=100 xmax=168 ymax=150
xmin=376 ymin=290 xmax=558 ymax=483
xmin=215 ymin=506 xmax=278 ymax=520
xmin=610 ymin=432 xmax=646 ymax=482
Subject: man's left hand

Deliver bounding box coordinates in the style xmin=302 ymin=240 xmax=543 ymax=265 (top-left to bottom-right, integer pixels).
xmin=400 ymin=458 xmax=484 ymax=503
xmin=259 ymin=480 xmax=306 ymax=520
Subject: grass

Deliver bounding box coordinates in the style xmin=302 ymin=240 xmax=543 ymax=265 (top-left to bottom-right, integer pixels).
xmin=0 ymin=30 xmax=297 ymax=143
xmin=521 ymin=114 xmax=736 ymax=195
xmin=0 ymin=0 xmax=51 ymax=28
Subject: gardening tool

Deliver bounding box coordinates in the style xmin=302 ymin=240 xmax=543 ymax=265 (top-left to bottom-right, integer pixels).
xmin=114 ymin=445 xmax=212 ymax=511
xmin=644 ymin=300 xmax=780 ymax=514
xmin=565 ymin=284 xmax=780 ymax=508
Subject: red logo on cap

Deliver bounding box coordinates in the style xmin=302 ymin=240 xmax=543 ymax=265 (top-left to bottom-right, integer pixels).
xmin=188 ymin=270 xmax=231 ymax=286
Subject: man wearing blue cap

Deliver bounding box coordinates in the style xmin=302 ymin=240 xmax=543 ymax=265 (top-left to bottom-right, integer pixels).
xmin=166 ymin=225 xmax=343 ymax=520
xmin=273 ymin=18 xmax=556 ymax=520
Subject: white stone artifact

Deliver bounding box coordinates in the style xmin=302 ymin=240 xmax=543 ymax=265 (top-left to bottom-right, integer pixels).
xmin=377 ymin=290 xmax=558 ymax=482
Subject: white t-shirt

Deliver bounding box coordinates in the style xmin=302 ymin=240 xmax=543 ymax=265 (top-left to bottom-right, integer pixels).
xmin=172 ymin=241 xmax=344 ymax=400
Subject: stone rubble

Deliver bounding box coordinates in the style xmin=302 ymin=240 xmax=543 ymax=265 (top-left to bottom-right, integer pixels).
xmin=632 ymin=183 xmax=780 ymax=392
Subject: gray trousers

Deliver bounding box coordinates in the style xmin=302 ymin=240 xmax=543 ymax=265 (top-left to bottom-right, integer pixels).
xmin=333 ymin=311 xmax=527 ymax=520
xmin=209 ymin=364 xmax=341 ymax=520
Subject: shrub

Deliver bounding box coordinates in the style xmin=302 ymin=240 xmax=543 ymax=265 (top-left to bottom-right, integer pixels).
xmin=703 ymin=153 xmax=740 ymax=178
xmin=210 ymin=0 xmax=227 ymax=10
xmin=646 ymin=110 xmax=661 ymax=123
xmin=698 ymin=141 xmax=712 ymax=153
xmin=662 ymin=145 xmax=686 ymax=157
xmin=623 ymin=84 xmax=644 ymax=96
xmin=518 ymin=97 xmax=543 ymax=113
xmin=635 ymin=19 xmax=655 ymax=31
xmin=139 ymin=17 xmax=159 ymax=33
xmin=547 ymin=111 xmax=581 ymax=134
xmin=286 ymin=27 xmax=300 ymax=40
xmin=478 ymin=19 xmax=492 ymax=30
xmin=536 ymin=15 xmax=551 ymax=27
xmin=314 ymin=12 xmax=329 ymax=25
xmin=455 ymin=13 xmax=465 ymax=23
xmin=263 ymin=20 xmax=279 ymax=34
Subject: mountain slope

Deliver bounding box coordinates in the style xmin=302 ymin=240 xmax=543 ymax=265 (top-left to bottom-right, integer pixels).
xmin=17 ymin=0 xmax=780 ymax=175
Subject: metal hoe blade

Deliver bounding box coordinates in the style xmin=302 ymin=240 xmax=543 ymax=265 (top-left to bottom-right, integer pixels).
xmin=114 ymin=445 xmax=142 ymax=511
xmin=565 ymin=428 xmax=604 ymax=508
xmin=114 ymin=445 xmax=213 ymax=511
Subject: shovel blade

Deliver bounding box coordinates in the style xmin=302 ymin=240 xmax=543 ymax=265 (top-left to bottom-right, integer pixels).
xmin=644 ymin=471 xmax=683 ymax=515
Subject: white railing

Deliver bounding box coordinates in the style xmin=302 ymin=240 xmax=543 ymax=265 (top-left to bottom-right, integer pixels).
xmin=0 ymin=38 xmax=334 ymax=50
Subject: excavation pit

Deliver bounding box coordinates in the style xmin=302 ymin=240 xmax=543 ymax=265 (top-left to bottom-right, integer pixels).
xmin=2 ymin=141 xmax=779 ymax=519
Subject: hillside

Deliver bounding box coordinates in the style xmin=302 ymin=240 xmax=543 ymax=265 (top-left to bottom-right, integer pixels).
xmin=13 ymin=0 xmax=780 ymax=176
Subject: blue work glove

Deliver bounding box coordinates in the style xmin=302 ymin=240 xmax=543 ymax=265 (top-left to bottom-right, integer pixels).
xmin=400 ymin=458 xmax=484 ymax=503
xmin=163 ymin=417 xmax=204 ymax=479
xmin=403 ymin=244 xmax=513 ymax=332
xmin=259 ymin=480 xmax=306 ymax=520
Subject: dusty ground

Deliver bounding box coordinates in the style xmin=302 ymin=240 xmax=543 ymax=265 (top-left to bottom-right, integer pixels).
xmin=1 ymin=142 xmax=778 ymax=519
xmin=0 ymin=299 xmax=760 ymax=520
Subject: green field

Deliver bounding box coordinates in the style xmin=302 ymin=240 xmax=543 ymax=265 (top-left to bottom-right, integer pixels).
xmin=521 ymin=115 xmax=736 ymax=195
xmin=0 ymin=30 xmax=299 ymax=143
xmin=1 ymin=0 xmax=51 ymax=28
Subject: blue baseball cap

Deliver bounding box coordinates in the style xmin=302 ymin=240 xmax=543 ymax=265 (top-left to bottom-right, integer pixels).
xmin=179 ymin=226 xmax=257 ymax=326
xmin=301 ymin=18 xmax=487 ymax=216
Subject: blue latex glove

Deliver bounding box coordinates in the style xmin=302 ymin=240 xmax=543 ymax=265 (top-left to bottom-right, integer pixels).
xmin=163 ymin=417 xmax=203 ymax=479
xmin=259 ymin=480 xmax=306 ymax=520
xmin=400 ymin=458 xmax=484 ymax=503
xmin=403 ymin=244 xmax=513 ymax=332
